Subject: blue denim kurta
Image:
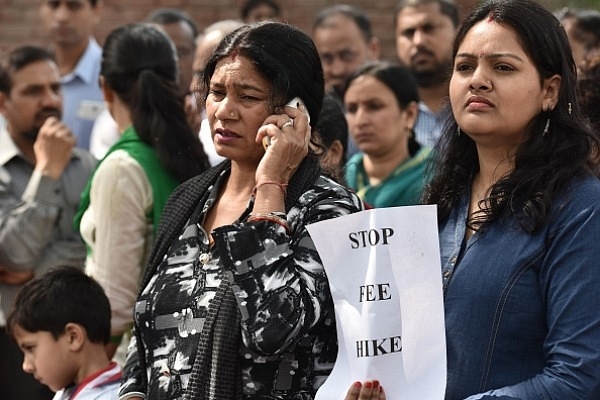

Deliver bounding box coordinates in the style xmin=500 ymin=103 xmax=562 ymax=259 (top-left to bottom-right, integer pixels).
xmin=439 ymin=176 xmax=600 ymax=399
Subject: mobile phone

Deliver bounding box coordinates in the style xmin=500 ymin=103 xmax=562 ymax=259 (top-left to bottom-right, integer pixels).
xmin=285 ymin=97 xmax=310 ymax=123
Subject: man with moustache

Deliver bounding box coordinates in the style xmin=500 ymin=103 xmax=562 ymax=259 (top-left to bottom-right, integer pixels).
xmin=395 ymin=0 xmax=459 ymax=148
xmin=0 ymin=45 xmax=96 ymax=400
xmin=312 ymin=4 xmax=380 ymax=103
xmin=312 ymin=4 xmax=380 ymax=159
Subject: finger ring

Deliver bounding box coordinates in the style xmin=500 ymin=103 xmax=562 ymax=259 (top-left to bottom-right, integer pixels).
xmin=281 ymin=119 xmax=294 ymax=129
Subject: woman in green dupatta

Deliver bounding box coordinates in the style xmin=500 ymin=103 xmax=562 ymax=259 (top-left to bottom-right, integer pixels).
xmin=73 ymin=23 xmax=209 ymax=359
xmin=343 ymin=62 xmax=432 ymax=208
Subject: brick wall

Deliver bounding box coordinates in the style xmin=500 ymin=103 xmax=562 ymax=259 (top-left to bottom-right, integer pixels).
xmin=0 ymin=0 xmax=482 ymax=62
xmin=0 ymin=0 xmax=574 ymax=61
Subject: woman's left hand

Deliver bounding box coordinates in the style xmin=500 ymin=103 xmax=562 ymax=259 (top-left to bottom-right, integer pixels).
xmin=255 ymin=104 xmax=311 ymax=185
xmin=345 ymin=380 xmax=386 ymax=400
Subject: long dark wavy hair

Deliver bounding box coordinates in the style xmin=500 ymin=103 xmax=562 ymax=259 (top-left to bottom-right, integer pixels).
xmin=424 ymin=0 xmax=600 ymax=233
xmin=201 ymin=21 xmax=325 ymax=155
xmin=101 ymin=23 xmax=209 ymax=182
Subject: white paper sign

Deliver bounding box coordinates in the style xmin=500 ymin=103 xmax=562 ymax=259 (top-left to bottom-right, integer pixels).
xmin=306 ymin=205 xmax=446 ymax=400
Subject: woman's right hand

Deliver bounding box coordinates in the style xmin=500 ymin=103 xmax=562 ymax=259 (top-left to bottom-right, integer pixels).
xmin=345 ymin=380 xmax=386 ymax=400
xmin=255 ymin=104 xmax=311 ymax=186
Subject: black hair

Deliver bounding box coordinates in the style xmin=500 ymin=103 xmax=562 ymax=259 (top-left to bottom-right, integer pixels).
xmin=312 ymin=4 xmax=373 ymax=43
xmin=317 ymin=93 xmax=348 ymax=161
xmin=202 ymin=21 xmax=324 ymax=135
xmin=316 ymin=93 xmax=348 ymax=180
xmin=577 ymin=54 xmax=600 ymax=133
xmin=241 ymin=0 xmax=281 ymax=21
xmin=424 ymin=0 xmax=600 ymax=233
xmin=145 ymin=8 xmax=199 ymax=39
xmin=556 ymin=7 xmax=600 ymax=52
xmin=342 ymin=61 xmax=421 ymax=154
xmin=7 ymin=266 xmax=110 ymax=344
xmin=0 ymin=45 xmax=56 ymax=94
xmin=394 ymin=0 xmax=460 ymax=29
xmin=101 ymin=23 xmax=209 ymax=182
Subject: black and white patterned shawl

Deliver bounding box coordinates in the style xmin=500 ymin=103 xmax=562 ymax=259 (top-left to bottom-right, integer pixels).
xmin=133 ymin=155 xmax=322 ymax=400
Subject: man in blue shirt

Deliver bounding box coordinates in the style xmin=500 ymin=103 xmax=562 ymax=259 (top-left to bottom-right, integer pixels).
xmin=395 ymin=0 xmax=459 ymax=148
xmin=39 ymin=0 xmax=105 ymax=150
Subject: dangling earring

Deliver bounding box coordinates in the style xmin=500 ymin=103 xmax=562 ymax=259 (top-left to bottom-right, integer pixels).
xmin=568 ymin=102 xmax=572 ymax=115
xmin=542 ymin=118 xmax=550 ymax=136
xmin=457 ymin=126 xmax=461 ymax=137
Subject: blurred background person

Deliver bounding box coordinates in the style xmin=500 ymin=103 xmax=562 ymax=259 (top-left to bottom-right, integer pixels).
xmin=312 ymin=4 xmax=380 ymax=103
xmin=312 ymin=4 xmax=380 ymax=160
xmin=315 ymin=93 xmax=348 ymax=184
xmin=146 ymin=8 xmax=201 ymax=135
xmin=555 ymin=7 xmax=600 ymax=73
xmin=577 ymin=53 xmax=600 ymax=134
xmin=89 ymin=8 xmax=201 ymax=159
xmin=240 ymin=0 xmax=282 ymax=23
xmin=39 ymin=0 xmax=105 ymax=151
xmin=0 ymin=45 xmax=96 ymax=400
xmin=343 ymin=61 xmax=431 ymax=208
xmin=73 ymin=23 xmax=209 ymax=361
xmin=394 ymin=0 xmax=459 ymax=148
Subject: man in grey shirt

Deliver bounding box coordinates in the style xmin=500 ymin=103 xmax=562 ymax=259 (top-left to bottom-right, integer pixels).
xmin=0 ymin=45 xmax=96 ymax=399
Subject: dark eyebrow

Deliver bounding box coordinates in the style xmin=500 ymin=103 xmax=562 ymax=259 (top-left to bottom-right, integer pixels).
xmin=455 ymin=52 xmax=525 ymax=63
xmin=210 ymin=81 xmax=269 ymax=94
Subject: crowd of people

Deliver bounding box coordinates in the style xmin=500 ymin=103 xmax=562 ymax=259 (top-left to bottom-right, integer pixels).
xmin=1 ymin=0 xmax=600 ymax=399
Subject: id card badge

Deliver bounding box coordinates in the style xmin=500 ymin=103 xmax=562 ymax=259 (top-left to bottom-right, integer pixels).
xmin=77 ymin=100 xmax=105 ymax=120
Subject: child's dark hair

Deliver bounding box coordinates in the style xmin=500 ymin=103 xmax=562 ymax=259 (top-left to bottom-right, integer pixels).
xmin=6 ymin=266 xmax=111 ymax=344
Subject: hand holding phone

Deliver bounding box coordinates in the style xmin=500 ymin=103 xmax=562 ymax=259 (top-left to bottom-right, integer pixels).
xmin=262 ymin=97 xmax=310 ymax=150
xmin=285 ymin=97 xmax=310 ymax=123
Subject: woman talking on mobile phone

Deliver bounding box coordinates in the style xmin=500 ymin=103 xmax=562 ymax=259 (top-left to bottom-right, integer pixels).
xmin=118 ymin=21 xmax=364 ymax=400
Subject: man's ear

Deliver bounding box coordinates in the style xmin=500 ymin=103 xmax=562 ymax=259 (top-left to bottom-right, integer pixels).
xmin=64 ymin=322 xmax=85 ymax=352
xmin=368 ymin=37 xmax=381 ymax=61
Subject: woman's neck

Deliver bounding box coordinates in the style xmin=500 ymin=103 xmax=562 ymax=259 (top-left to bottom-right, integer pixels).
xmin=475 ymin=145 xmax=515 ymax=191
xmin=202 ymin=163 xmax=255 ymax=236
xmin=227 ymin=161 xmax=257 ymax=199
xmin=362 ymin=144 xmax=410 ymax=186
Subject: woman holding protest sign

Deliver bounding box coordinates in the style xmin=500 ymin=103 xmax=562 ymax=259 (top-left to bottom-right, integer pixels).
xmin=347 ymin=0 xmax=600 ymax=398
